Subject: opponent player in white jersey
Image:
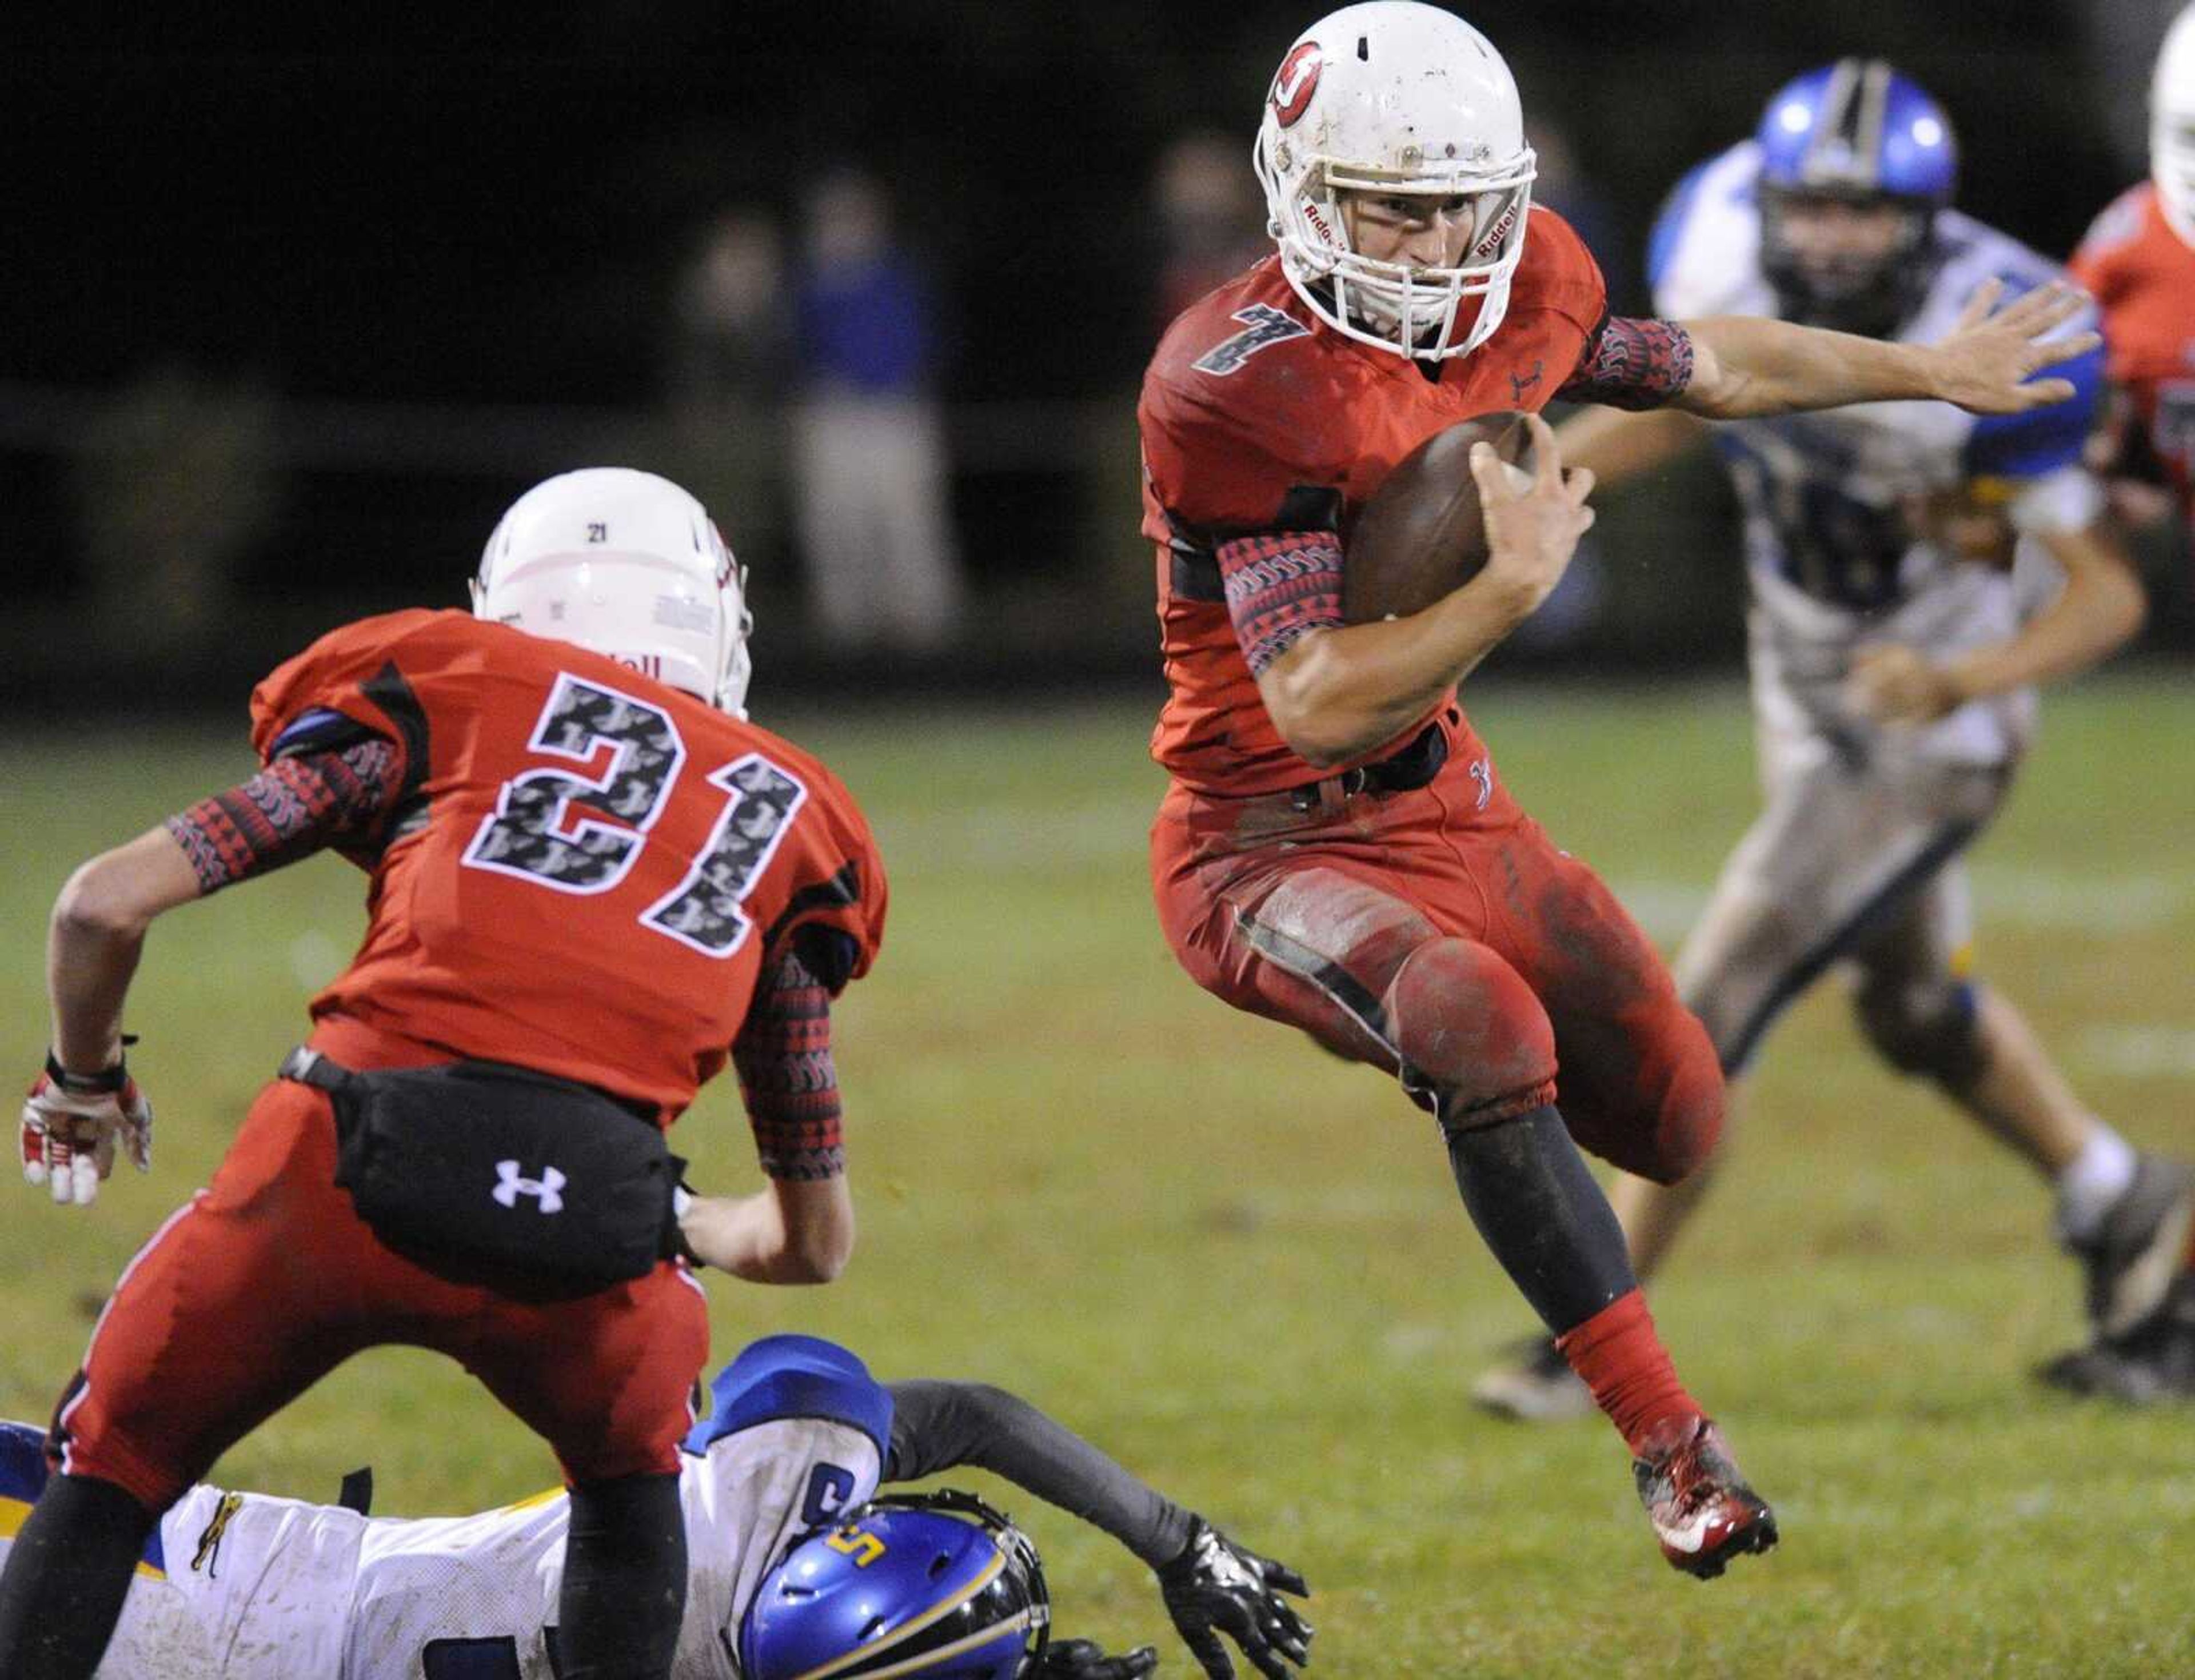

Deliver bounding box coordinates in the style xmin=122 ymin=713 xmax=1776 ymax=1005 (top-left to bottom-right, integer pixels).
xmin=1472 ymin=61 xmax=2193 ymax=1420
xmin=0 ymin=1335 xmax=1310 ymax=1680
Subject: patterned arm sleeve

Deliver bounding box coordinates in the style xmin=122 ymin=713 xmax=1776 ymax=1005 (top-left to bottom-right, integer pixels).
xmin=732 ymin=948 xmax=845 ymax=1182
xmin=1217 ymin=530 xmax=1345 ymax=676
xmin=1555 ymin=315 xmax=1697 ymax=410
xmin=162 ymin=737 xmax=400 ymax=893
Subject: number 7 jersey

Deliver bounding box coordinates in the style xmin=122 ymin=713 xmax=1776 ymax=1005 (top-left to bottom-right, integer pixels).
xmin=248 ymin=609 xmax=887 ymax=1117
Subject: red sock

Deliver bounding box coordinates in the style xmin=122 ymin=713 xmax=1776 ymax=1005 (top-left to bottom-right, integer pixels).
xmin=1555 ymin=1289 xmax=1699 ymax=1454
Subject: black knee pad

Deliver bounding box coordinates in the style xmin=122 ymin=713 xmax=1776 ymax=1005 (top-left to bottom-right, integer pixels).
xmin=1854 ymin=975 xmax=1987 ymax=1087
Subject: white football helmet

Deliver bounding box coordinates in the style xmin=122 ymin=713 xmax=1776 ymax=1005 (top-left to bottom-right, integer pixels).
xmin=2154 ymin=2 xmax=2195 ymax=247
xmin=1254 ymin=1 xmax=1536 ymax=360
xmin=473 ymin=467 xmax=753 ymax=715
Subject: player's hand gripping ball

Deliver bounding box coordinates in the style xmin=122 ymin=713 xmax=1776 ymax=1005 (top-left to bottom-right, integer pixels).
xmin=1342 ymin=409 xmax=1538 ymax=622
xmin=22 ymin=1055 xmax=153 ymax=1208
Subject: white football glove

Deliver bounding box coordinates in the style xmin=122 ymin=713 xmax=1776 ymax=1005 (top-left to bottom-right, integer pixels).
xmin=21 ymin=1055 xmax=153 ymax=1208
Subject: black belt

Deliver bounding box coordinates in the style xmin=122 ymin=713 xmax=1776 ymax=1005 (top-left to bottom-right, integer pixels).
xmin=1287 ymin=720 xmax=1449 ymax=813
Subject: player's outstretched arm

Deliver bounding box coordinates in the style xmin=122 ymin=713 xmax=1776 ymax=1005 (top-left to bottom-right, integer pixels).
xmin=1550 ymin=405 xmax=1706 ymax=496
xmin=22 ymin=828 xmax=197 ymax=1206
xmin=885 ymin=1380 xmax=1313 ymax=1680
xmin=1674 ymin=280 xmax=2098 ymax=420
xmin=1847 ymin=518 xmax=2146 ymax=724
xmin=1257 ymin=413 xmax=1594 ymax=765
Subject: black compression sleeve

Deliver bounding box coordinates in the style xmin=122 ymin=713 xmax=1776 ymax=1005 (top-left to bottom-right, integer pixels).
xmin=884 ymin=1380 xmax=1194 ymax=1569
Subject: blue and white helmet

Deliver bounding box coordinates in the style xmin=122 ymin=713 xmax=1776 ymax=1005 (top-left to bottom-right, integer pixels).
xmin=740 ymin=1491 xmax=1050 ymax=1680
xmin=1753 ymin=59 xmax=1957 ymax=330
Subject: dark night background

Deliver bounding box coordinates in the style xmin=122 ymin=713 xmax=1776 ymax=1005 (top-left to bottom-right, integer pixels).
xmin=1 ymin=2 xmax=2184 ymax=707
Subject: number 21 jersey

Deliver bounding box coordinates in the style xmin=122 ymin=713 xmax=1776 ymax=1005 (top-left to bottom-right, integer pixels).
xmin=248 ymin=609 xmax=887 ymax=1117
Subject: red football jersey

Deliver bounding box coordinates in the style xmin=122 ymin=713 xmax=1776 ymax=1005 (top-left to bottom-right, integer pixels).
xmin=2069 ymin=182 xmax=2195 ymax=532
xmin=1140 ymin=209 xmax=1608 ymax=796
xmin=248 ymin=609 xmax=886 ymax=1118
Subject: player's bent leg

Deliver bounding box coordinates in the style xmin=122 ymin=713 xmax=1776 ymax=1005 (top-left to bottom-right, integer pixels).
xmin=1162 ymin=856 xmax=1564 ymax=1107
xmin=0 ymin=1473 xmax=157 ymax=1680
xmin=1469 ymin=1143 xmax=1732 ymax=1426
xmin=1850 ymin=968 xmax=1989 ymax=1092
xmin=1495 ymin=830 xmax=1724 ymax=1184
xmin=47 ymin=1081 xmax=398 ymax=1513
xmin=1439 ymin=1103 xmax=1777 ymax=1575
xmin=466 ymin=1262 xmax=712 ymax=1487
xmin=1847 ymin=890 xmax=2192 ymax=1346
xmin=469 ymin=1268 xmax=707 ymax=1680
xmin=560 ymin=1471 xmax=689 ymax=1680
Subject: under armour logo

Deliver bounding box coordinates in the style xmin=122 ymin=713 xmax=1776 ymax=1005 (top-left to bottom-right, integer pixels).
xmin=1469 ymin=758 xmax=1493 ymax=810
xmin=1507 ymin=360 xmax=1543 ymax=404
xmin=492 ymin=1160 xmax=566 ymax=1214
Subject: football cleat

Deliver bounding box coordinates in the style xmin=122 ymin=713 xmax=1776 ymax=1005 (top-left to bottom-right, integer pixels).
xmin=1468 ymin=1334 xmax=1593 ymax=1423
xmin=2067 ymin=1154 xmax=2195 ymax=1341
xmin=2037 ymin=1270 xmax=2195 ymax=1405
xmin=1631 ymin=1415 xmax=1779 ymax=1580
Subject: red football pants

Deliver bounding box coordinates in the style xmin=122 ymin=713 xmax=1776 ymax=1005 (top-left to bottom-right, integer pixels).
xmin=48 ymin=1049 xmax=709 ymax=1511
xmin=1151 ymin=730 xmax=1722 ymax=1179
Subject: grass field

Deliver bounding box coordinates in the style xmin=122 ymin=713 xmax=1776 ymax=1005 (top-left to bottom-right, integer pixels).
xmin=4 ymin=673 xmax=2193 ymax=1678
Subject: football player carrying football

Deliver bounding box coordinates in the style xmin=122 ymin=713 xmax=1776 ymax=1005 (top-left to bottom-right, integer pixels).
xmin=1142 ymin=1 xmax=2102 ymax=1576
xmin=3 ymin=469 xmax=887 ymax=1680
xmin=1470 ymin=61 xmax=2189 ymax=1422
xmin=2070 ymin=3 xmax=2195 ymax=544
xmin=0 ymin=1335 xmax=1311 ymax=1680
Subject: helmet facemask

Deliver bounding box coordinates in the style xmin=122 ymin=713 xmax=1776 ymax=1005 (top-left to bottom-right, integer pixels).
xmin=1251 ymin=3 xmax=1538 ymax=363
xmin=1258 ymin=132 xmax=1536 ymax=361
xmin=1758 ymin=185 xmax=1939 ymax=336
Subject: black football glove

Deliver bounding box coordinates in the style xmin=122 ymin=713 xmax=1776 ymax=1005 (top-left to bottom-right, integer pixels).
xmin=1039 ymin=1637 xmax=1160 ymax=1679
xmin=1156 ymin=1518 xmax=1313 ymax=1680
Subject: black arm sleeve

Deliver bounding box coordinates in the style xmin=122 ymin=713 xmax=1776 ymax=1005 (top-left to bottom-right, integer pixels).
xmin=884 ymin=1380 xmax=1194 ymax=1569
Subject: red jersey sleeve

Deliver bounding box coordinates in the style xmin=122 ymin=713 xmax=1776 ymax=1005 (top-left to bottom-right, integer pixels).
xmin=1141 ymin=289 xmax=1358 ymax=541
xmin=249 ymin=609 xmax=442 ymax=791
xmin=751 ymin=752 xmax=888 ymax=997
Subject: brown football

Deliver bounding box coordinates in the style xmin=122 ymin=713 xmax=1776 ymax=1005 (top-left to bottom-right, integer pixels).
xmin=1342 ymin=410 xmax=1535 ymax=623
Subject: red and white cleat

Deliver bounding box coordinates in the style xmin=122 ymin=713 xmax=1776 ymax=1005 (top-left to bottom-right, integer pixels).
xmin=1631 ymin=1415 xmax=1779 ymax=1579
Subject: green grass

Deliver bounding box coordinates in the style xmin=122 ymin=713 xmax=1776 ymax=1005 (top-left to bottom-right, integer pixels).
xmin=5 ymin=673 xmax=2194 ymax=1678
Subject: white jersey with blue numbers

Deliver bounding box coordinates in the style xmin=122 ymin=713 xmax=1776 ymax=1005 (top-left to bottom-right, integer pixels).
xmin=1649 ymin=140 xmax=2106 ymax=765
xmin=0 ymin=1336 xmax=888 ymax=1680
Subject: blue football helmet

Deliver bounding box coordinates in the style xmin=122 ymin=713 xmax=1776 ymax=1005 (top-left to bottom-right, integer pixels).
xmin=740 ymin=1490 xmax=1051 ymax=1680
xmin=1753 ymin=59 xmax=1958 ymax=332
